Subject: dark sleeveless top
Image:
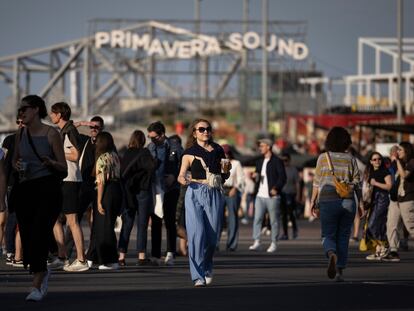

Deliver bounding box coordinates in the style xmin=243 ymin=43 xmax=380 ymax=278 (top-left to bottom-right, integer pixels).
xmin=19 ymin=127 xmax=54 ymax=181
xmin=183 ymin=142 xmax=225 ymax=179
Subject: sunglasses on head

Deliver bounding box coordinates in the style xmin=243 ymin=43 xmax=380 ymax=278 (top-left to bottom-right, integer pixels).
xmin=195 ymin=126 xmax=212 ymax=133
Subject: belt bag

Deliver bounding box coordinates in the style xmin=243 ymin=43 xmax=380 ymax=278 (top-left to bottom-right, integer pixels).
xmin=206 ymin=172 xmax=223 ymax=189
xmin=326 ymin=152 xmax=353 ymax=198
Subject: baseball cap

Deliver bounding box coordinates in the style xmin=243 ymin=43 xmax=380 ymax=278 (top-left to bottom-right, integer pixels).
xmin=258 ymin=138 xmax=273 ymax=147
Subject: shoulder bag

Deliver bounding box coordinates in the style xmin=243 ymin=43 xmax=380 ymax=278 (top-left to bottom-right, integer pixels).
xmin=325 ymin=152 xmax=353 ymax=198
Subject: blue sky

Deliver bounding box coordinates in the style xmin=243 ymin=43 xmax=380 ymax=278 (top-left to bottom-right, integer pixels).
xmin=0 ymin=0 xmax=413 ymax=95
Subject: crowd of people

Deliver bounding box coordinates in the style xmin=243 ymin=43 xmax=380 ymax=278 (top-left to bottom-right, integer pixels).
xmin=0 ymin=95 xmax=413 ymax=301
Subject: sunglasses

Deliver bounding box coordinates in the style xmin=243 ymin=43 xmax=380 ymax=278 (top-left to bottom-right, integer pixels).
xmin=16 ymin=120 xmax=23 ymax=125
xmin=89 ymin=126 xmax=101 ymax=130
xmin=371 ymin=158 xmax=382 ymax=161
xmin=195 ymin=126 xmax=212 ymax=133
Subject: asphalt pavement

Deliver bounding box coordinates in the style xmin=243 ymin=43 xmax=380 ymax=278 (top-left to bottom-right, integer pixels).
xmin=1 ymin=218 xmax=413 ymax=311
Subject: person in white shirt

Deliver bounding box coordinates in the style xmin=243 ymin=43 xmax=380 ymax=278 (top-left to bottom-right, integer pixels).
xmin=49 ymin=102 xmax=88 ymax=272
xmin=221 ymin=144 xmax=244 ymax=251
xmin=249 ymin=138 xmax=287 ymax=253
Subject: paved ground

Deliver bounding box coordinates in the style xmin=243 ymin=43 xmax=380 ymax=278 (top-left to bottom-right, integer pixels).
xmin=1 ymin=219 xmax=413 ymax=310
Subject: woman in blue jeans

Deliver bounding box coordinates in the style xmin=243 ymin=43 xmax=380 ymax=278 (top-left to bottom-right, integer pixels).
xmin=310 ymin=127 xmax=365 ymax=282
xmin=118 ymin=130 xmax=156 ymax=266
xmin=177 ymin=118 xmax=228 ymax=287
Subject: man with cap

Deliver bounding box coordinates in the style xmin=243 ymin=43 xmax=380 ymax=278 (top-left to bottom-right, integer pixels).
xmin=249 ymin=138 xmax=286 ymax=252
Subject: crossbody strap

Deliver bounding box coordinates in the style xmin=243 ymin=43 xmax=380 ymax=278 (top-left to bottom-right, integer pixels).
xmin=25 ymin=128 xmax=44 ymax=163
xmin=325 ymin=152 xmax=336 ymax=176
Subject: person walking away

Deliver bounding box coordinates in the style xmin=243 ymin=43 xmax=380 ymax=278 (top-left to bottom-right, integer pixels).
xmin=249 ymin=138 xmax=286 ymax=253
xmin=118 ymin=130 xmax=156 ymax=266
xmin=279 ymin=153 xmax=300 ymax=240
xmin=361 ymin=152 xmax=392 ymax=260
xmin=86 ymin=132 xmax=122 ymax=270
xmin=147 ymin=122 xmax=183 ymax=265
xmin=177 ymin=118 xmax=229 ymax=287
xmin=383 ymin=142 xmax=414 ymax=262
xmin=49 ymin=102 xmax=88 ymax=272
xmin=13 ymin=95 xmax=67 ymax=301
xmin=310 ymin=127 xmax=365 ymax=282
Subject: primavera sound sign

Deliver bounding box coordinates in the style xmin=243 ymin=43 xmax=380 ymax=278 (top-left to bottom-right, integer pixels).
xmin=95 ymin=27 xmax=308 ymax=60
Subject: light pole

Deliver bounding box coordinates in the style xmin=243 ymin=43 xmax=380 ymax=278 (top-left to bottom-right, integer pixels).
xmin=261 ymin=0 xmax=268 ymax=133
xmin=396 ymin=0 xmax=403 ymax=124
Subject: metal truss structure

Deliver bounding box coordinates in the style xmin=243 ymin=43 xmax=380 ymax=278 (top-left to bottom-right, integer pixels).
xmin=0 ymin=18 xmax=308 ymax=123
xmin=344 ymin=38 xmax=414 ymax=113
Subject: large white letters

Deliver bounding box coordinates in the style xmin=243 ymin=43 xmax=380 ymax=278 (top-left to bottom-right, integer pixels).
xmin=94 ymin=28 xmax=309 ymax=60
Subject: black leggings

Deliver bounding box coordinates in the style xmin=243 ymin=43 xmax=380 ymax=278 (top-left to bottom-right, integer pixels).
xmin=15 ymin=175 xmax=62 ymax=273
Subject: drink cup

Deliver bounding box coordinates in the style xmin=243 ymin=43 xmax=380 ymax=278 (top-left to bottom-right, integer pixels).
xmin=221 ymin=159 xmax=231 ymax=174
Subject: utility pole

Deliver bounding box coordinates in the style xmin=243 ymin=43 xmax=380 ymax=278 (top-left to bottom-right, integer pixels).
xmin=241 ymin=0 xmax=249 ymax=117
xmin=194 ymin=0 xmax=201 ymax=108
xmin=261 ymin=0 xmax=268 ymax=133
xmin=397 ymin=0 xmax=403 ymax=141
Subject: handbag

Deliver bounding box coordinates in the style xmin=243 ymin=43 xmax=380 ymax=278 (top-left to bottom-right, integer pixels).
xmin=325 ymin=152 xmax=353 ymax=198
xmin=26 ymin=128 xmax=67 ymax=181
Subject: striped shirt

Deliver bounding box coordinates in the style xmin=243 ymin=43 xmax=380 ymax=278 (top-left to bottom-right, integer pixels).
xmin=313 ymin=152 xmax=361 ymax=201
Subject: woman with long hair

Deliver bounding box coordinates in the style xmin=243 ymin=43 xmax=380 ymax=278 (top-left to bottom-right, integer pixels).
xmin=310 ymin=127 xmax=364 ymax=282
xmin=86 ymin=131 xmax=122 ymax=270
xmin=13 ymin=95 xmax=67 ymax=301
xmin=362 ymin=152 xmax=392 ymax=260
xmin=384 ymin=142 xmax=414 ymax=262
xmin=118 ymin=130 xmax=156 ymax=266
xmin=177 ymin=118 xmax=229 ymax=287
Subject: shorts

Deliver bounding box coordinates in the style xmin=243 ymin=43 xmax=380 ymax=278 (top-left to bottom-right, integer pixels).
xmin=62 ymin=182 xmax=81 ymax=214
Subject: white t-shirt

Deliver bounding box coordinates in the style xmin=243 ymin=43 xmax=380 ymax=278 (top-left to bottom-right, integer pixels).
xmin=223 ymin=159 xmax=245 ymax=191
xmin=63 ymin=135 xmax=82 ymax=182
xmin=257 ymin=158 xmax=270 ymax=198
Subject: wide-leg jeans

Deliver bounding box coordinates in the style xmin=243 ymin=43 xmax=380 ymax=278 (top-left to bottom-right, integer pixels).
xmin=185 ymin=183 xmax=223 ymax=282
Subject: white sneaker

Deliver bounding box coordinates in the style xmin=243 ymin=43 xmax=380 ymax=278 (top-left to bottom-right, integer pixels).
xmin=266 ymin=242 xmax=277 ymax=253
xmin=98 ymin=263 xmax=119 ymax=270
xmin=249 ymin=240 xmax=261 ymax=251
xmin=48 ymin=257 xmax=69 ymax=270
xmin=194 ymin=279 xmax=206 ymax=287
xmin=25 ymin=288 xmax=44 ymax=302
xmin=164 ymin=252 xmax=174 ymax=266
xmin=87 ymin=260 xmax=93 ymax=268
xmin=205 ymin=275 xmax=213 ymax=285
xmin=41 ymin=269 xmax=51 ymax=297
xmin=366 ymin=253 xmax=382 ymax=261
xmin=63 ymin=259 xmax=90 ymax=272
